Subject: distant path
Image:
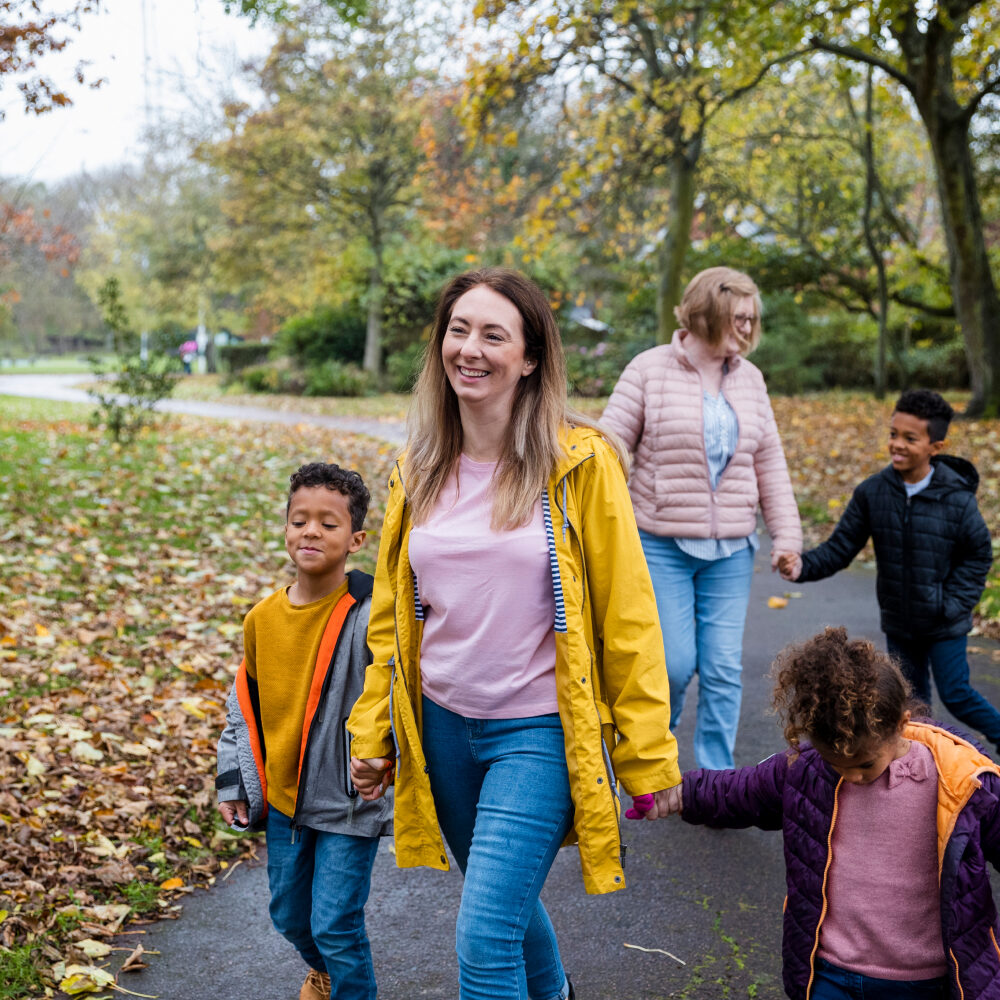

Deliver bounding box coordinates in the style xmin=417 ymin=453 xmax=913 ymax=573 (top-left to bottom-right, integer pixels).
xmin=0 ymin=373 xmax=408 ymax=445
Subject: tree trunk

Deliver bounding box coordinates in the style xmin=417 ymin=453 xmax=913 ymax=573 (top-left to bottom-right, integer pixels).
xmin=923 ymin=113 xmax=1000 ymax=416
xmin=890 ymin=9 xmax=1000 ymax=417
xmin=656 ymin=148 xmax=699 ymax=345
xmin=862 ymin=65 xmax=888 ymax=399
xmin=363 ymin=244 xmax=384 ymax=379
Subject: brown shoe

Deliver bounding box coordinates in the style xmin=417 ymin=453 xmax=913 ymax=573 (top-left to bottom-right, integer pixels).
xmin=299 ymin=969 xmax=331 ymax=1000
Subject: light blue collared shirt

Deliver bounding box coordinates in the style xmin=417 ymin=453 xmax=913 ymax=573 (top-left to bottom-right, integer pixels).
xmin=676 ymin=389 xmax=758 ymax=562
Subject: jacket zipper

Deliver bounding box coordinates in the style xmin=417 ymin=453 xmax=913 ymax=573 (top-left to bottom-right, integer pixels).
xmin=903 ymin=493 xmax=913 ymax=620
xmin=554 ymin=453 xmax=625 ymax=862
xmin=806 ymin=778 xmax=841 ymax=998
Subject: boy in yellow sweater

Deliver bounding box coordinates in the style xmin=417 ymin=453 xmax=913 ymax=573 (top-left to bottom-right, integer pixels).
xmin=216 ymin=463 xmax=391 ymax=1000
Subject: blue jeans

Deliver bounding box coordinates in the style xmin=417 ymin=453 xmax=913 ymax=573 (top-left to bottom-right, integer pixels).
xmin=811 ymin=958 xmax=946 ymax=998
xmin=266 ymin=808 xmax=379 ymax=999
xmin=639 ymin=531 xmax=754 ymax=770
xmin=421 ymin=696 xmax=574 ymax=1000
xmin=887 ymin=634 xmax=1000 ymax=747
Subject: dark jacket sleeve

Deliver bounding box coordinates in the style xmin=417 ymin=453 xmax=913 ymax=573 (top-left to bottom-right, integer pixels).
xmin=681 ymin=753 xmax=788 ymax=831
xmin=976 ymin=773 xmax=1000 ymax=873
xmin=799 ymin=485 xmax=872 ymax=582
xmin=942 ymin=497 xmax=994 ymax=621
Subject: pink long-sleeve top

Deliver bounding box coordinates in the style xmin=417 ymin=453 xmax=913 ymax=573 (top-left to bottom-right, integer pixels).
xmin=819 ymin=739 xmax=947 ymax=979
xmin=408 ymin=454 xmax=558 ymax=719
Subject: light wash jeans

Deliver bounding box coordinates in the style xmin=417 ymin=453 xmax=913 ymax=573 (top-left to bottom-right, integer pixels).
xmin=640 ymin=530 xmax=755 ymax=770
xmin=266 ymin=808 xmax=379 ymax=1000
xmin=421 ymin=695 xmax=574 ymax=1000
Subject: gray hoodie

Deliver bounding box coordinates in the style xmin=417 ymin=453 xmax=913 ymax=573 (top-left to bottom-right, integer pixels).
xmin=215 ymin=570 xmax=392 ymax=836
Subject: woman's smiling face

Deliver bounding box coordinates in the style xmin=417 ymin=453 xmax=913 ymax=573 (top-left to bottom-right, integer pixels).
xmin=441 ymin=284 xmax=536 ymax=416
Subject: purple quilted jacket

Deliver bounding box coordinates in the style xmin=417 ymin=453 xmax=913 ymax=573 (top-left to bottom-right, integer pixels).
xmin=681 ymin=722 xmax=1000 ymax=999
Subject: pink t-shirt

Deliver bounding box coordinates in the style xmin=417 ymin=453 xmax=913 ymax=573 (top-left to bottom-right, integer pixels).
xmin=818 ymin=740 xmax=947 ymax=979
xmin=408 ymin=454 xmax=557 ymax=719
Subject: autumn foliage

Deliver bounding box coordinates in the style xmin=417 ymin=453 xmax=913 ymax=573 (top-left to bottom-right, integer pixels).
xmin=0 ymin=402 xmax=395 ymax=994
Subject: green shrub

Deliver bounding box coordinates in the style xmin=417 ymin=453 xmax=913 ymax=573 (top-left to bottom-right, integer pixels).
xmin=563 ymin=339 xmax=642 ymax=397
xmin=304 ymin=360 xmax=374 ymax=397
xmin=238 ymin=362 xmax=306 ymax=395
xmin=385 ymin=341 xmax=426 ymax=392
xmin=276 ymin=304 xmax=366 ymax=366
xmin=219 ymin=342 xmax=272 ymax=373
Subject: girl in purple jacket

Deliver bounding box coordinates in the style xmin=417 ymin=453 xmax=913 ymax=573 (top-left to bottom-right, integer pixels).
xmin=663 ymin=627 xmax=1000 ymax=999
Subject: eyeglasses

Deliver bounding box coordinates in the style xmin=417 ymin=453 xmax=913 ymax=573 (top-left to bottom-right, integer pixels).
xmin=733 ymin=314 xmax=757 ymax=329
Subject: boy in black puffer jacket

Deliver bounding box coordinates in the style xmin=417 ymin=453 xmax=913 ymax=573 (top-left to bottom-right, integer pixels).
xmin=780 ymin=390 xmax=999 ymax=753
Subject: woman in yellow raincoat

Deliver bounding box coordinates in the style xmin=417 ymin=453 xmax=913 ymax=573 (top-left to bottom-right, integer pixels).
xmin=349 ymin=267 xmax=680 ymax=1000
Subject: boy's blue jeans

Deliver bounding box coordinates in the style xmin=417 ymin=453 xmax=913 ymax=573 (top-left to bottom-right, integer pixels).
xmin=266 ymin=808 xmax=379 ymax=1000
xmin=887 ymin=634 xmax=1000 ymax=748
xmin=421 ymin=696 xmax=574 ymax=1000
xmin=812 ymin=958 xmax=946 ymax=998
xmin=639 ymin=530 xmax=754 ymax=770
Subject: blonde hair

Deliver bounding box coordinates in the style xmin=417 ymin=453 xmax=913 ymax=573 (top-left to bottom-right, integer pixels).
xmin=405 ymin=267 xmax=626 ymax=530
xmin=674 ymin=266 xmax=763 ymax=353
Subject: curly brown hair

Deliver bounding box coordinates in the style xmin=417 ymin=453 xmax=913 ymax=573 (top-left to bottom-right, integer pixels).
xmin=772 ymin=627 xmax=912 ymax=756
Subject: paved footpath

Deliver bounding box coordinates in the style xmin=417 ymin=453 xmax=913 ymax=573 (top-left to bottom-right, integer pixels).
xmin=12 ymin=374 xmax=996 ymax=999
xmin=97 ymin=568 xmax=1000 ymax=1000
xmin=0 ymin=373 xmax=408 ymax=444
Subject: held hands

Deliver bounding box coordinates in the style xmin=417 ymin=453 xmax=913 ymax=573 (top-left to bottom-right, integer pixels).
xmin=625 ymin=784 xmax=682 ymax=820
xmin=350 ymin=756 xmax=395 ymax=801
xmin=777 ymin=552 xmax=802 ymax=581
xmin=218 ymin=799 xmax=249 ymax=828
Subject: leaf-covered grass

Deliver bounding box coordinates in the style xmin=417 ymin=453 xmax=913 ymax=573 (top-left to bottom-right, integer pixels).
xmin=0 ymin=398 xmax=397 ymax=996
xmin=0 ymin=388 xmax=997 ymax=995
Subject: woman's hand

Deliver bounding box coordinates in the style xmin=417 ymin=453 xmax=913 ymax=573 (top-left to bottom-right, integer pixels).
xmin=350 ymin=756 xmax=395 ymax=800
xmin=636 ymin=784 xmax=683 ymax=820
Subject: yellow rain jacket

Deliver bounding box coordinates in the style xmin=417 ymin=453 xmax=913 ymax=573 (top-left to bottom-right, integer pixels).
xmin=347 ymin=425 xmax=680 ymax=894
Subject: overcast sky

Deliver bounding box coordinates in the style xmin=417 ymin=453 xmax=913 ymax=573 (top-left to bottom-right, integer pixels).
xmin=3 ymin=0 xmax=273 ymax=185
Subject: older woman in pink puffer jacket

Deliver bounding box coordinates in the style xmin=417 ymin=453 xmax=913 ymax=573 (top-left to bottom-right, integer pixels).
xmin=602 ymin=266 xmax=801 ymax=770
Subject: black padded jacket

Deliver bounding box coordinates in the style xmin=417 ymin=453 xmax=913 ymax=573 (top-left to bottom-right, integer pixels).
xmin=798 ymin=455 xmax=993 ymax=641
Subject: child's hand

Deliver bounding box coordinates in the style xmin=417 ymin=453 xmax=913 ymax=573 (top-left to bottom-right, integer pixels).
xmin=219 ymin=799 xmax=249 ymax=828
xmin=625 ymin=793 xmax=655 ymax=820
xmin=351 ymin=756 xmax=395 ymax=800
xmin=625 ymin=785 xmax=683 ymax=820
xmin=778 ymin=552 xmax=802 ymax=581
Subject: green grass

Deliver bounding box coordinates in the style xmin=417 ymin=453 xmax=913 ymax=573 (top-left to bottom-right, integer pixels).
xmin=0 ymin=355 xmax=110 ymax=374
xmin=0 ymin=945 xmax=45 ymax=1000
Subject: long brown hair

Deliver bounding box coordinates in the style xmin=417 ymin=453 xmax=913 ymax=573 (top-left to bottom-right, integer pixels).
xmin=405 ymin=267 xmax=624 ymax=529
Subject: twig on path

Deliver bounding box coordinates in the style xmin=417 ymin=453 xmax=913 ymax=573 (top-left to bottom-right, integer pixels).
xmin=221 ymin=858 xmax=243 ymax=881
xmin=623 ymin=941 xmax=686 ymax=965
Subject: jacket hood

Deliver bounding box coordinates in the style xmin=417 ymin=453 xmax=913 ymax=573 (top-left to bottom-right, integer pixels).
xmin=879 ymin=453 xmax=980 ymax=495
xmin=933 ymin=453 xmax=980 ymax=493
xmin=555 ymin=423 xmax=625 ymax=480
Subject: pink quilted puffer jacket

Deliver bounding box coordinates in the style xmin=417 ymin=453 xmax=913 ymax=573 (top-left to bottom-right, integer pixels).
xmin=601 ymin=331 xmax=802 ymax=554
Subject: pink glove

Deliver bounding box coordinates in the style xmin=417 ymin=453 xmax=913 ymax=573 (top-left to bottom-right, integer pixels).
xmin=625 ymin=793 xmax=655 ymax=820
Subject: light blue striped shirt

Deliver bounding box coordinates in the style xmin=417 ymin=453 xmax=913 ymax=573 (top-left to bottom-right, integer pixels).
xmin=676 ymin=390 xmax=758 ymax=561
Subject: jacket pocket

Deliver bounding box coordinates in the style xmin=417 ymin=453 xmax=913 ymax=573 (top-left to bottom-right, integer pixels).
xmin=343 ymin=720 xmax=358 ymax=799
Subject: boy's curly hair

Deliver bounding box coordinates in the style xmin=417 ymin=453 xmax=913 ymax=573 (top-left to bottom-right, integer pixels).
xmin=771 ymin=627 xmax=912 ymax=756
xmin=287 ymin=463 xmax=370 ymax=532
